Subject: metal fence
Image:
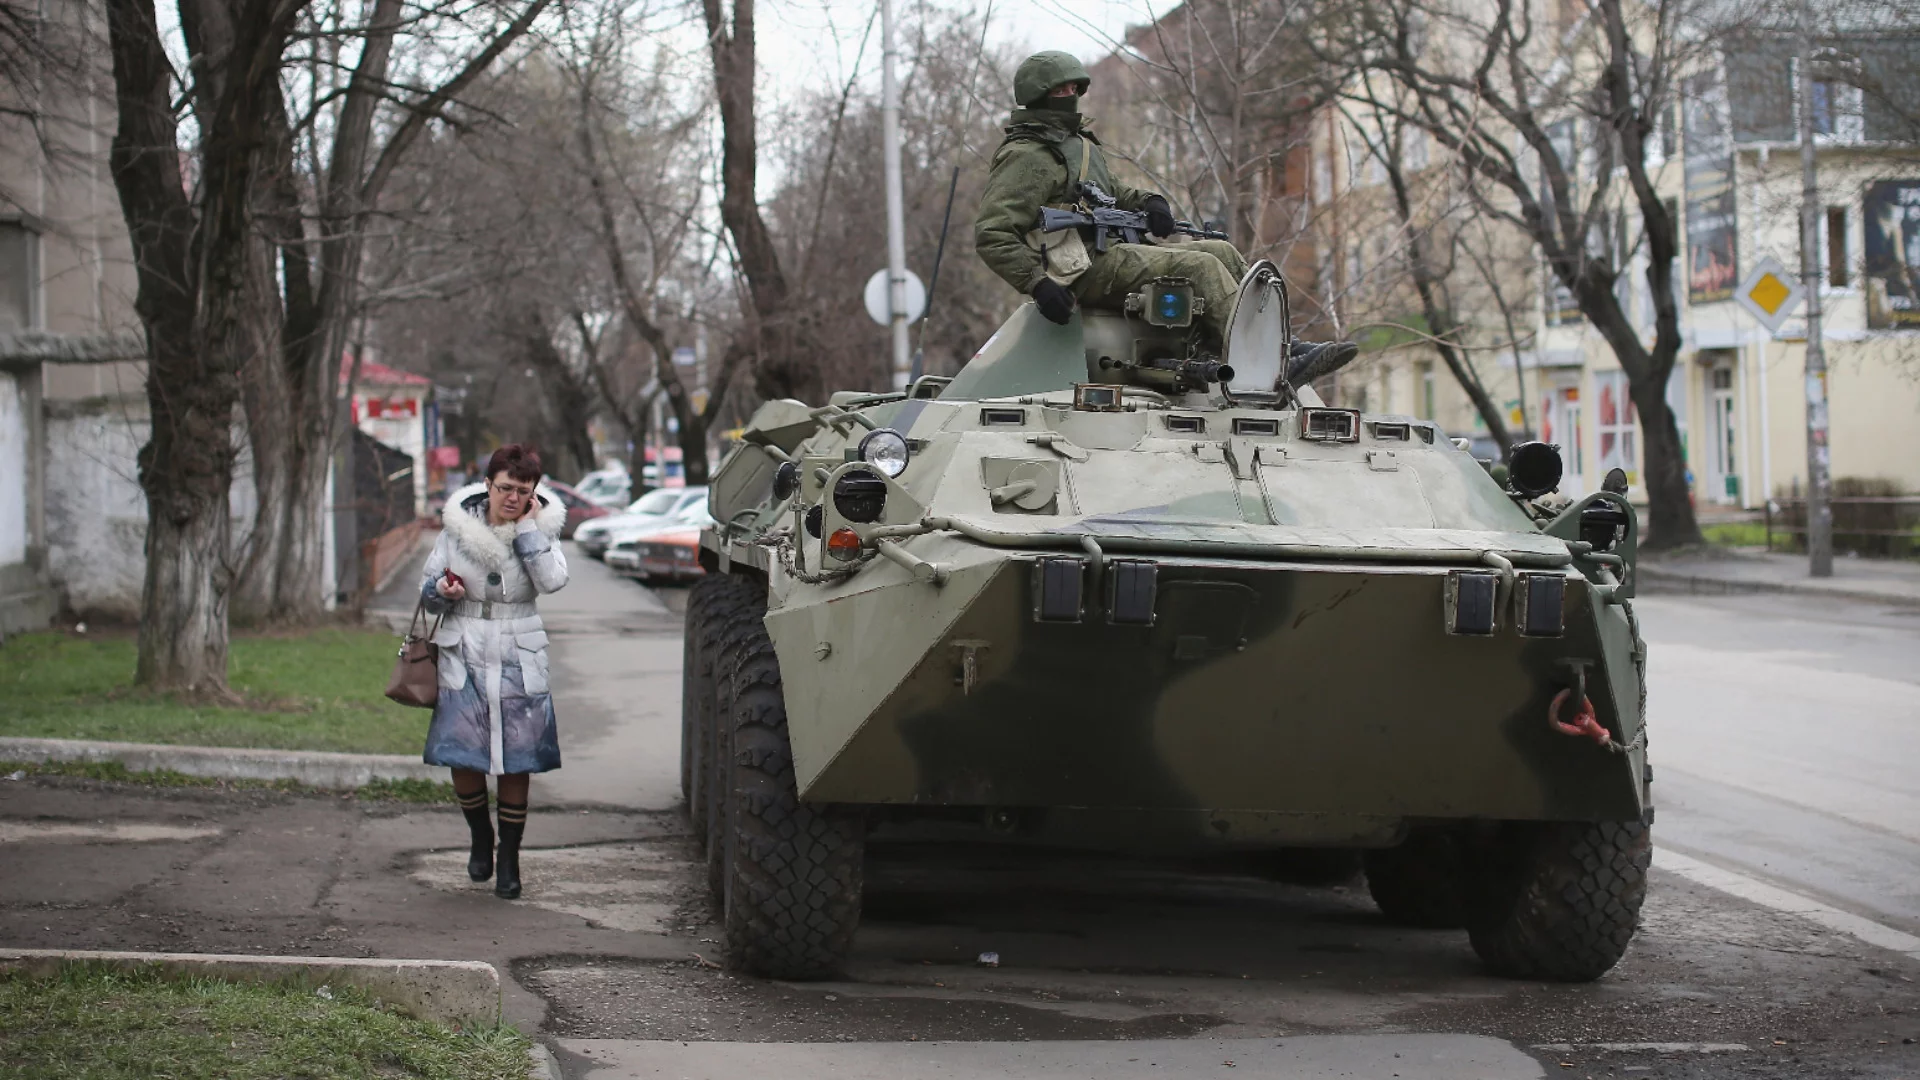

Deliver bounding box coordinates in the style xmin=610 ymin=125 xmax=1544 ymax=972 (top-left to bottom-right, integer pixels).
xmin=1763 ymin=495 xmax=1920 ymax=555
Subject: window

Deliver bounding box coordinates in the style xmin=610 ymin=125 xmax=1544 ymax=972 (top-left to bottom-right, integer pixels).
xmin=0 ymin=220 xmax=42 ymax=332
xmin=1826 ymin=206 xmax=1849 ymax=287
xmin=1404 ymin=126 xmax=1430 ymax=171
xmin=1417 ymin=362 xmax=1436 ymax=420
xmin=1596 ymin=370 xmax=1637 ymax=484
xmin=1791 ymin=56 xmax=1865 ymax=142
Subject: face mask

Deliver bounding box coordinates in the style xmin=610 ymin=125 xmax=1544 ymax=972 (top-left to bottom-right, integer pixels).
xmin=1036 ymin=91 xmax=1080 ymax=113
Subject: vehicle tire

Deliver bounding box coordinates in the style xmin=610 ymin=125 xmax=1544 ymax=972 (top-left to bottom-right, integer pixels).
xmin=682 ymin=575 xmax=748 ymax=817
xmin=705 ymin=581 xmax=768 ymax=900
xmin=1364 ymin=830 xmax=1469 ymax=929
xmin=721 ymin=631 xmax=864 ymax=980
xmin=1465 ymin=820 xmax=1651 ymax=982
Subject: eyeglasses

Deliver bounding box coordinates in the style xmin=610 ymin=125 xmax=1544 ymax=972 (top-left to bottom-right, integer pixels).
xmin=490 ymin=480 xmax=535 ymax=499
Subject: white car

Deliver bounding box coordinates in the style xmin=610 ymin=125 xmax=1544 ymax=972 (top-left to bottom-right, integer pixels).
xmin=574 ymin=468 xmax=632 ymax=509
xmin=575 ymin=487 xmax=708 ymax=558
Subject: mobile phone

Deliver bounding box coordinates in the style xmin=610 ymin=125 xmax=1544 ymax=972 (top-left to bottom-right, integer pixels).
xmin=442 ymin=569 xmax=464 ymax=588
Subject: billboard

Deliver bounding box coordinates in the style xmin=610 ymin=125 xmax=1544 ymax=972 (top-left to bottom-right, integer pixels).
xmin=1683 ymin=72 xmax=1738 ymax=304
xmin=1865 ymin=180 xmax=1920 ymax=329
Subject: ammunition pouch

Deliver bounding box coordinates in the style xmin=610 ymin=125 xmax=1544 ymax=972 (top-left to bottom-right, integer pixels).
xmin=1027 ymin=208 xmax=1092 ymax=286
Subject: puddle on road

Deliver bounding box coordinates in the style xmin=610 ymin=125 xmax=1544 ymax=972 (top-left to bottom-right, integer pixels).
xmin=0 ymin=822 xmax=222 ymax=844
xmin=411 ymin=841 xmax=682 ymax=932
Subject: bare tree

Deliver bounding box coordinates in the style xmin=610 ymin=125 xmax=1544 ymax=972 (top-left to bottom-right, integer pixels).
xmin=103 ymin=0 xmax=301 ymax=689
xmin=233 ymin=0 xmax=555 ymax=623
xmin=1315 ymin=0 xmax=1708 ymax=546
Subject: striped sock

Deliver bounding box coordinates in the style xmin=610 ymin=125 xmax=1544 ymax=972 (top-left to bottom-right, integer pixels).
xmin=496 ymin=800 xmax=528 ymax=827
xmin=457 ymin=790 xmax=489 ymax=812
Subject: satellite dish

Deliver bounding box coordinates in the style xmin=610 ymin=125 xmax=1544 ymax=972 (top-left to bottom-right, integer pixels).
xmin=863 ymin=269 xmax=927 ymax=327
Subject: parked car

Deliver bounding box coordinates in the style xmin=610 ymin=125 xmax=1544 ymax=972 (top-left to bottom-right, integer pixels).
xmin=634 ymin=526 xmax=704 ymax=584
xmin=540 ymin=479 xmax=609 ymax=539
xmin=605 ymin=498 xmax=714 ymax=577
xmin=574 ymin=486 xmax=707 ymax=558
xmin=574 ymin=467 xmax=632 ymax=509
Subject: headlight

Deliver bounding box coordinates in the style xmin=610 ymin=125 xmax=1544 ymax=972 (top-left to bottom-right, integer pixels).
xmin=858 ymin=428 xmax=910 ymax=478
xmin=832 ymin=470 xmax=889 ymax=524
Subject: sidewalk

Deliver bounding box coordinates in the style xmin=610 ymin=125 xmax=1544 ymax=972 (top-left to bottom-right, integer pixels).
xmin=370 ymin=541 xmax=684 ymax=808
xmin=1 ymin=542 xmax=700 ymax=1037
xmin=1638 ymin=547 xmax=1920 ymax=608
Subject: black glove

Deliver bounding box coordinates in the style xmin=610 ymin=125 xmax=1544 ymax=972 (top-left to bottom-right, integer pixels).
xmin=1142 ymin=195 xmax=1176 ymax=238
xmin=1032 ymin=278 xmax=1077 ymax=325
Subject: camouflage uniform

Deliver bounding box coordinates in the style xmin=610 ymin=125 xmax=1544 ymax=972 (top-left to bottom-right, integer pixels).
xmin=973 ymin=51 xmax=1248 ymax=345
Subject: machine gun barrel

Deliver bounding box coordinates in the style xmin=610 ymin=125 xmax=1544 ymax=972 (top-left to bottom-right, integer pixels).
xmin=1037 ymin=206 xmax=1229 ymax=251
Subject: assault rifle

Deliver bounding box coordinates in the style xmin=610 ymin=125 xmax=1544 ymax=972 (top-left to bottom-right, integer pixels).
xmin=1037 ymin=182 xmax=1229 ymax=253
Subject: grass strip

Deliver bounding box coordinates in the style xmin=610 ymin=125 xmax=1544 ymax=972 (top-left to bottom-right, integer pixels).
xmin=0 ymin=961 xmax=531 ymax=1080
xmin=0 ymin=760 xmax=456 ymax=803
xmin=0 ymin=628 xmax=431 ymax=756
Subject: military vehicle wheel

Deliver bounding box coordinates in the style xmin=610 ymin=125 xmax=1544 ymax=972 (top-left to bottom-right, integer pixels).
xmin=720 ymin=626 xmax=864 ymax=980
xmin=704 ymin=578 xmax=767 ymax=891
xmin=1364 ymin=830 xmax=1468 ymax=928
xmin=1466 ymin=820 xmax=1651 ymax=982
xmin=682 ymin=575 xmax=755 ymax=837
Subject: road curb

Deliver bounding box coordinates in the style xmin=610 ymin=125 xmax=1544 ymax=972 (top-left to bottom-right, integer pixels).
xmin=0 ymin=948 xmax=500 ymax=1028
xmin=1636 ymin=565 xmax=1920 ymax=609
xmin=0 ymin=736 xmax=441 ymax=790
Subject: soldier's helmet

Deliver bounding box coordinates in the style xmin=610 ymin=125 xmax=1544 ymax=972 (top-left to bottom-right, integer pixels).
xmin=1014 ymin=51 xmax=1092 ymax=106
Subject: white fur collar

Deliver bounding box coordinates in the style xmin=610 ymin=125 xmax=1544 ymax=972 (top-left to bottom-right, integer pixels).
xmin=441 ymin=481 xmax=567 ymax=571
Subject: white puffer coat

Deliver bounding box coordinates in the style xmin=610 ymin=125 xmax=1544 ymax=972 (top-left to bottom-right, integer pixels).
xmin=418 ymin=482 xmax=569 ymax=775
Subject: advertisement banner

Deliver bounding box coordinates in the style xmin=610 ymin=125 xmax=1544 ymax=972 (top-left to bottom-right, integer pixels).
xmin=1865 ymin=179 xmax=1920 ymax=329
xmin=1683 ymin=73 xmax=1738 ymax=304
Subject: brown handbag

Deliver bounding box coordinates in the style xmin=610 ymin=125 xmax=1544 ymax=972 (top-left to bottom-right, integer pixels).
xmin=384 ymin=599 xmax=444 ymax=708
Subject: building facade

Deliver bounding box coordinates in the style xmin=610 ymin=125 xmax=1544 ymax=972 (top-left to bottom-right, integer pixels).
xmin=1314 ymin=24 xmax=1920 ymax=512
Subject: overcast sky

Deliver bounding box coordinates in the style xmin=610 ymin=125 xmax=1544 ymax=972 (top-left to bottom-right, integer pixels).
xmin=753 ymin=0 xmax=1163 ymax=101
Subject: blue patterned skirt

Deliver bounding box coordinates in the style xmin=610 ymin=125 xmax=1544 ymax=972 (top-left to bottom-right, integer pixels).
xmin=422 ymin=656 xmax=562 ymax=775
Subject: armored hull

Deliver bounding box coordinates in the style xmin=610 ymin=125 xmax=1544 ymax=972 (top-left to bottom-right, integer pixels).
xmin=685 ymin=272 xmax=1651 ymax=983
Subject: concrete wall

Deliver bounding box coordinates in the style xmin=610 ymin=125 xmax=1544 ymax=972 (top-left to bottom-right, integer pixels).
xmin=0 ymin=371 xmax=25 ymax=565
xmin=43 ymin=397 xmax=260 ymax=621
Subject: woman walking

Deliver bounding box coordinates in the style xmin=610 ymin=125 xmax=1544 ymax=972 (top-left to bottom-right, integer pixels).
xmin=420 ymin=444 xmax=568 ymax=899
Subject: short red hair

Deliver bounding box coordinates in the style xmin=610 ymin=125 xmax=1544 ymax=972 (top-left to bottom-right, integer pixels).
xmin=485 ymin=443 xmax=543 ymax=485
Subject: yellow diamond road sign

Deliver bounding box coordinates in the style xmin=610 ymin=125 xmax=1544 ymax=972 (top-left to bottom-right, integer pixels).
xmin=1735 ymin=255 xmax=1804 ymax=332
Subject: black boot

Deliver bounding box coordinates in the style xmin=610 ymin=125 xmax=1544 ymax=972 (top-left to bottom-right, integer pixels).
xmin=495 ymin=800 xmax=526 ymax=899
xmin=458 ymin=790 xmax=493 ymax=882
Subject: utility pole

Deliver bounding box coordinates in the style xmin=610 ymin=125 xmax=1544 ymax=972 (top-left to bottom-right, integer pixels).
xmin=880 ymin=0 xmax=911 ymax=388
xmin=1796 ymin=0 xmax=1834 ymax=576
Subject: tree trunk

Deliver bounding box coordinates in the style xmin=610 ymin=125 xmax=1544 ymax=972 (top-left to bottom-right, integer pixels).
xmin=701 ymin=0 xmax=815 ymax=404
xmin=107 ymin=0 xmax=288 ymax=688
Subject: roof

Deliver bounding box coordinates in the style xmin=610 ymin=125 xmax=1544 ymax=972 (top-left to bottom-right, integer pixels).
xmin=340 ymin=354 xmax=431 ymax=388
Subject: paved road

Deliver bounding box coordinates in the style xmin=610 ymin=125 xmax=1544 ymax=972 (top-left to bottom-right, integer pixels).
xmin=4 ymin=553 xmax=1917 ymax=1079
xmin=534 ymin=578 xmax=1920 ymax=1080
xmin=1639 ymin=593 xmax=1920 ymax=935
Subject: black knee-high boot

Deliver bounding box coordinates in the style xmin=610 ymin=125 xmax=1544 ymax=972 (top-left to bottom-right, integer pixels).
xmin=458 ymin=790 xmax=493 ymax=882
xmin=495 ymin=800 xmax=527 ymax=899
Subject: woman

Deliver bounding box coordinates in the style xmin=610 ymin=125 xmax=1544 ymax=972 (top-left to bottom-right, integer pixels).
xmin=420 ymin=444 xmax=569 ymax=899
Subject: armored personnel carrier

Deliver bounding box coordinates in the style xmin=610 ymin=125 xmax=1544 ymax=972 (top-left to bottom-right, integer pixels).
xmin=682 ymin=262 xmax=1651 ymax=983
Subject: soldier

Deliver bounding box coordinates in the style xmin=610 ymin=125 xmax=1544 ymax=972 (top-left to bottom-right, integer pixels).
xmin=974 ymin=51 xmax=1250 ymax=349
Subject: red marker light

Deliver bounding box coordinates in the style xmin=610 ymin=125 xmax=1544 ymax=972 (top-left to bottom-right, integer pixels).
xmin=826 ymin=528 xmax=863 ymax=562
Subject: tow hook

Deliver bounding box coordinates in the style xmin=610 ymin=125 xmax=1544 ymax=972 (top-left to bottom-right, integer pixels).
xmin=1550 ymin=659 xmax=1611 ymax=746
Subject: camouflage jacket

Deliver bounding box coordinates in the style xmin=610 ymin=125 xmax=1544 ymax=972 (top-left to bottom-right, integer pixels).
xmin=973 ymin=109 xmax=1156 ymax=294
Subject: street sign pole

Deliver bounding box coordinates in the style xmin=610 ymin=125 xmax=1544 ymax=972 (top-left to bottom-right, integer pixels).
xmin=880 ymin=0 xmax=911 ymax=389
xmin=1796 ymin=0 xmax=1834 ymax=576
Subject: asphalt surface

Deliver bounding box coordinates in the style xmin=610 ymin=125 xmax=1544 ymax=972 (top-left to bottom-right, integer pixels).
xmin=2 ymin=550 xmax=1916 ymax=1079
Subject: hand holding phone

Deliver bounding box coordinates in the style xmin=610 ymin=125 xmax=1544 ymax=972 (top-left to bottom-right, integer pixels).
xmin=437 ymin=568 xmax=466 ymax=600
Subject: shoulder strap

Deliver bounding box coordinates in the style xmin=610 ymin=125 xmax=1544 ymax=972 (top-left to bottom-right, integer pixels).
xmin=1078 ymin=136 xmax=1092 ymax=190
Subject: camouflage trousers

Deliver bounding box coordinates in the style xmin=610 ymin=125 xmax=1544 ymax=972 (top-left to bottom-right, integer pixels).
xmin=1070 ymin=238 xmax=1249 ymax=347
